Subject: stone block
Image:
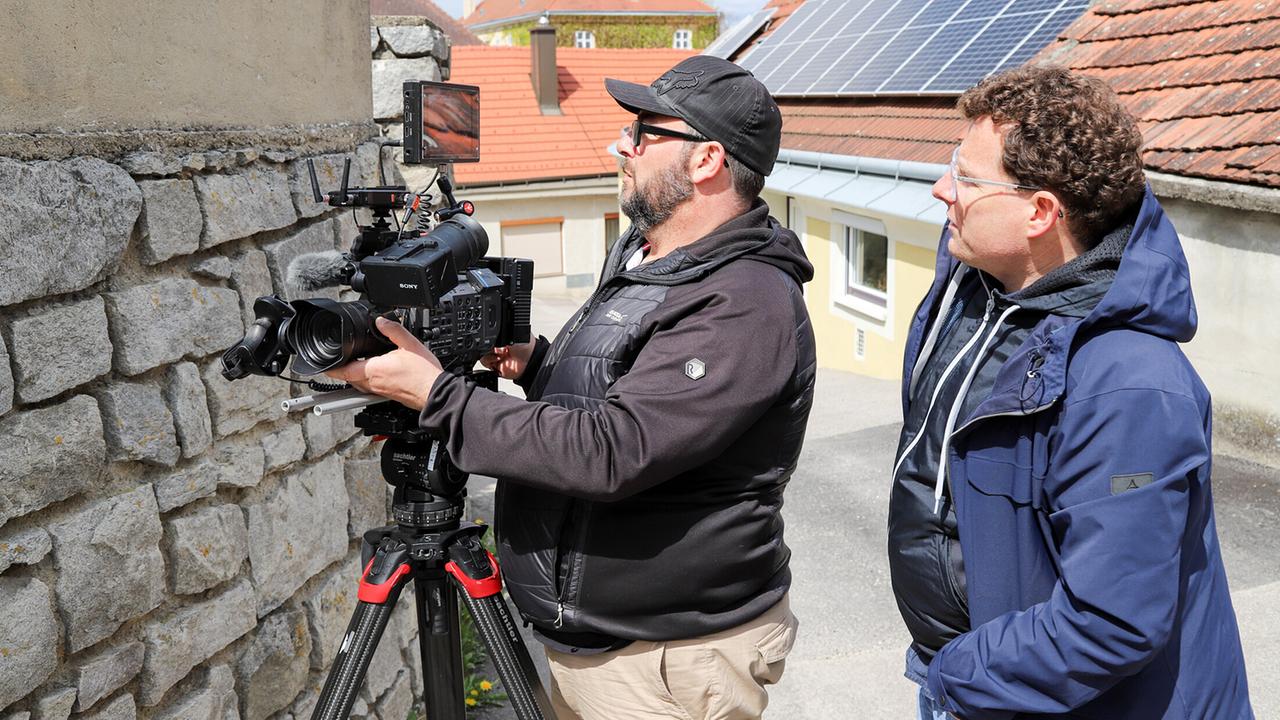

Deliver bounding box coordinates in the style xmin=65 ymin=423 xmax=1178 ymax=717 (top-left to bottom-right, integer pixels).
xmin=261 ymin=220 xmax=339 ymax=299
xmin=164 ymin=503 xmax=248 ymax=595
xmin=0 ymin=578 xmax=58 ymax=709
xmin=0 ymin=525 xmax=51 ymax=573
xmin=302 ymin=412 xmax=342 ymax=459
xmin=0 ymin=158 xmax=139 ymax=307
xmin=289 ymin=155 xmax=347 ymax=219
xmin=228 ymin=249 xmax=275 ymax=332
xmin=72 ymin=693 xmax=134 ymax=720
xmin=137 ymin=179 xmax=202 ymax=264
xmin=7 ymin=296 xmax=112 ymax=403
xmin=139 ymin=579 xmax=257 ymax=706
xmin=48 ymin=485 xmax=166 ymax=652
xmin=354 ymin=143 xmax=383 ymax=187
xmin=153 ymin=441 xmax=264 ymax=512
xmin=302 ymin=557 xmax=361 ymax=670
xmin=263 ymin=423 xmax=306 ymax=472
xmin=0 ymin=395 xmax=103 ymax=526
xmin=151 ymin=664 xmax=238 ymax=720
xmin=245 ymin=456 xmax=349 ymax=615
xmin=73 ymin=642 xmax=144 ymax=712
xmin=373 ymin=671 xmax=413 ymax=720
xmin=236 ymin=608 xmax=311 ymax=720
xmin=191 ymin=256 xmax=234 ymax=281
xmin=201 ymin=358 xmax=288 ymax=438
xmin=165 ymin=362 xmax=213 ymax=458
xmin=104 ymin=278 xmax=243 ymax=376
xmin=2 ymin=711 xmax=31 ymax=720
xmin=32 ymin=686 xmax=76 ymax=720
xmin=96 ymin=380 xmax=180 ymax=467
xmin=379 ymin=26 xmax=445 ymax=59
xmin=120 ymin=151 xmax=182 ymax=177
xmin=371 ymin=58 xmax=440 ymax=121
xmin=0 ymin=334 xmax=11 ymax=416
xmin=193 ymin=168 xmax=297 ymax=249
xmin=345 ymin=455 xmax=388 ymax=539
xmin=370 ymin=26 xmax=380 ymax=53
xmin=363 ymin=638 xmax=402 ymax=704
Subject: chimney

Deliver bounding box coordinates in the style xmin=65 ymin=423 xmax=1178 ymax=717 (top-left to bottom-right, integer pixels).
xmin=530 ymin=16 xmax=562 ymax=115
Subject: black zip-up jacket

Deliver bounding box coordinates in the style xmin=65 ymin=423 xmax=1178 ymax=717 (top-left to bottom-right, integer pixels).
xmin=420 ymin=199 xmax=815 ymax=649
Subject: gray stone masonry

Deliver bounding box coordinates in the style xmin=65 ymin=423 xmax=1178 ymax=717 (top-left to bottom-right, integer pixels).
xmin=371 ymin=58 xmax=441 ymax=121
xmin=194 ymin=168 xmax=297 ymax=250
xmin=0 ymin=158 xmax=139 ymax=307
xmin=119 ymin=152 xmax=182 ymax=177
xmin=302 ymin=556 xmax=361 ymax=671
xmin=374 ymin=671 xmax=413 ymax=720
xmin=0 ymin=525 xmax=52 ymax=573
xmin=48 ymin=485 xmax=166 ymax=653
xmin=0 ymin=334 xmax=12 ymax=416
xmin=0 ymin=578 xmax=58 ymax=709
xmin=302 ymin=412 xmax=354 ymax=460
xmin=262 ymin=423 xmax=306 ymax=472
xmin=235 ymin=608 xmax=311 ymax=720
xmin=71 ymin=693 xmax=134 ymax=720
xmin=362 ymin=632 xmax=402 ymax=703
xmin=165 ymin=362 xmax=213 ymax=458
xmin=153 ymin=441 xmax=265 ymax=512
xmin=31 ymin=687 xmax=75 ymax=720
xmin=245 ymin=456 xmax=349 ymax=615
xmin=138 ymin=579 xmax=257 ymax=707
xmin=201 ymin=358 xmax=288 ymax=438
xmin=344 ymin=455 xmax=389 ymax=540
xmin=137 ymin=179 xmax=202 ymax=264
xmin=0 ymin=395 xmax=104 ymax=527
xmin=261 ymin=219 xmax=339 ymax=299
xmin=164 ymin=503 xmax=249 ymax=595
xmin=2 ymin=710 xmax=31 ymax=720
xmin=73 ymin=642 xmax=144 ymax=712
xmin=103 ymin=278 xmax=243 ymax=376
xmin=191 ymin=256 xmax=234 ymax=281
xmin=379 ymin=26 xmax=447 ymax=60
xmin=6 ymin=296 xmax=112 ymax=403
xmin=289 ymin=155 xmax=346 ymax=219
xmin=95 ymin=380 xmax=180 ymax=467
xmin=213 ymin=440 xmax=268 ymax=490
xmin=150 ymin=665 xmax=238 ymax=720
xmin=226 ymin=251 xmax=274 ymax=337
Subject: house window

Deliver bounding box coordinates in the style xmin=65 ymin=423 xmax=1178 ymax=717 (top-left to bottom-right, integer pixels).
xmin=673 ymin=29 xmax=693 ymax=49
xmin=604 ymin=213 xmax=620 ymax=253
xmin=831 ymin=210 xmax=891 ymax=322
xmin=575 ymin=30 xmax=595 ymax=48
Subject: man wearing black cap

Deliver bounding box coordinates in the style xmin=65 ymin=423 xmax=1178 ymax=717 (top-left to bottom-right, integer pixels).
xmin=326 ymin=56 xmax=815 ymax=719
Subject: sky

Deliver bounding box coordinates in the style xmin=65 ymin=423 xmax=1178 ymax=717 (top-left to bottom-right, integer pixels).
xmin=433 ymin=0 xmax=770 ymax=25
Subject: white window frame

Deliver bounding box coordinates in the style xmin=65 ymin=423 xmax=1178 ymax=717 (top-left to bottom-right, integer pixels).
xmin=574 ymin=30 xmax=595 ymax=48
xmin=829 ymin=210 xmax=892 ymax=325
xmin=673 ymin=29 xmax=693 ymax=49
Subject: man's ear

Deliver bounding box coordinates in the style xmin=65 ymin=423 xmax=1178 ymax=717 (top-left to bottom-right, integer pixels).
xmin=688 ymin=142 xmax=728 ymax=185
xmin=1027 ymin=191 xmax=1063 ymax=240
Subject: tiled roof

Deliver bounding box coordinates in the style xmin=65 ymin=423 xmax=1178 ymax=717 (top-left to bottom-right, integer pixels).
xmin=1042 ymin=0 xmax=1280 ymax=187
xmin=777 ymin=98 xmax=963 ymax=165
xmin=448 ymin=46 xmax=696 ymax=186
xmin=464 ymin=0 xmax=716 ymax=26
xmin=371 ymin=0 xmax=484 ymax=45
xmin=727 ymin=0 xmax=803 ymax=64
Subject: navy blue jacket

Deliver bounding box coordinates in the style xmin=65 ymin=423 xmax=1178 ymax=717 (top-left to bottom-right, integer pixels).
xmin=905 ymin=189 xmax=1252 ymax=719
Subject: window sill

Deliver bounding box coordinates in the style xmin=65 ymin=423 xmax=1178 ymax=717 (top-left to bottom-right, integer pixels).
xmin=834 ymin=293 xmax=888 ymax=323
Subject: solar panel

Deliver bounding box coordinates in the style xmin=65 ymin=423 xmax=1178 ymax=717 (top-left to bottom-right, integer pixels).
xmin=704 ymin=7 xmax=776 ymax=60
xmin=738 ymin=0 xmax=1090 ymax=97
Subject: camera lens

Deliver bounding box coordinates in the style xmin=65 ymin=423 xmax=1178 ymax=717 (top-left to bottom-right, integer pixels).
xmin=284 ymin=299 xmax=393 ymax=375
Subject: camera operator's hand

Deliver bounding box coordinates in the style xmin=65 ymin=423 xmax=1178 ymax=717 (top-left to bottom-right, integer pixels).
xmin=324 ymin=317 xmax=443 ymax=411
xmin=479 ymin=339 xmax=537 ymax=380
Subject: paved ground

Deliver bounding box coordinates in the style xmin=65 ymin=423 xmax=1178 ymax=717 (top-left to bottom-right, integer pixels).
xmin=468 ymin=293 xmax=1280 ymax=719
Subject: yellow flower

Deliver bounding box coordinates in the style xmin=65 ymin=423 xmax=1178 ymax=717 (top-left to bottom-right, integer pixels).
xmin=479 ymin=680 xmax=493 ymax=691
xmin=470 ymin=690 xmax=479 ymax=696
xmin=466 ymin=697 xmax=478 ymax=707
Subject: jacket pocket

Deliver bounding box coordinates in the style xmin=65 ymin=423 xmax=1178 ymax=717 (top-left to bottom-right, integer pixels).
xmin=962 ymin=453 xmax=1040 ymax=508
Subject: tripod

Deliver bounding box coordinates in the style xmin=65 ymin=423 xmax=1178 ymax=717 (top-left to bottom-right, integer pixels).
xmin=303 ymin=384 xmax=555 ymax=720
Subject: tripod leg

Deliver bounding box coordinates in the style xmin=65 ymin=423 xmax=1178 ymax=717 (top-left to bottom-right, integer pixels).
xmin=311 ymin=541 xmax=412 ymax=720
xmin=415 ymin=567 xmax=466 ymax=720
xmin=447 ymin=541 xmax=556 ymax=720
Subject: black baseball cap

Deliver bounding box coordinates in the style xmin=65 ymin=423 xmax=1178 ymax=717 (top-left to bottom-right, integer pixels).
xmin=605 ymin=55 xmax=782 ymax=176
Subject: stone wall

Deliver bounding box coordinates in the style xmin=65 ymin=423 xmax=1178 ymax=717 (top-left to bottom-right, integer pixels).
xmin=0 ymin=7 xmax=455 ymax=720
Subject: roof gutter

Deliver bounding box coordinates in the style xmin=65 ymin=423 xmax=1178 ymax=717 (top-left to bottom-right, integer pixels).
xmin=774 ymin=148 xmax=946 ymax=183
xmin=470 ymin=10 xmax=718 ymax=32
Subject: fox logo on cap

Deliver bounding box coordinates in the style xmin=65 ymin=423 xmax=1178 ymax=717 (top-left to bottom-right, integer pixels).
xmin=652 ymin=69 xmax=704 ymax=96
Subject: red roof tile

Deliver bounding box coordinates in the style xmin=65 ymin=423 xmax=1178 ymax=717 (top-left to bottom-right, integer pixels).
xmin=447 ymin=45 xmax=696 ymax=186
xmin=776 ymin=99 xmax=964 ymax=165
xmin=465 ymin=0 xmax=716 ymax=26
xmin=371 ymin=0 xmax=484 ymax=45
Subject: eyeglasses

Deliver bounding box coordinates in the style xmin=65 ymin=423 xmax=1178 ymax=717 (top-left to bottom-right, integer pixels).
xmin=620 ymin=120 xmax=710 ymax=152
xmin=945 ymin=147 xmax=1041 ymax=203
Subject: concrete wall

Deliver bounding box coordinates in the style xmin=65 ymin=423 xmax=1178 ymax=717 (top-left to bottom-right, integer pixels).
xmin=0 ymin=4 xmax=441 ymax=719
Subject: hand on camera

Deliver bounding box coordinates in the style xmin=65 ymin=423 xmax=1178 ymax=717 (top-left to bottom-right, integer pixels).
xmin=324 ymin=317 xmax=443 ymax=411
xmin=479 ymin=339 xmax=537 ymax=380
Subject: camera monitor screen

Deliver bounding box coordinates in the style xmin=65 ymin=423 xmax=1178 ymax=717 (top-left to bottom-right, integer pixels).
xmin=404 ymin=81 xmax=480 ymax=165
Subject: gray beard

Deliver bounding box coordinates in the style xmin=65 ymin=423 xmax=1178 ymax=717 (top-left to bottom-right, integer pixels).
xmin=620 ymin=155 xmax=694 ymax=237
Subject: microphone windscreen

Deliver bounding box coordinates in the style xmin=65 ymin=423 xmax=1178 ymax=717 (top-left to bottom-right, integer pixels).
xmin=287 ymin=251 xmax=350 ymax=292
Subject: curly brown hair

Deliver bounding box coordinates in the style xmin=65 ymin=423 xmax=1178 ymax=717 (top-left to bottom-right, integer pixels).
xmin=957 ymin=65 xmax=1146 ymax=247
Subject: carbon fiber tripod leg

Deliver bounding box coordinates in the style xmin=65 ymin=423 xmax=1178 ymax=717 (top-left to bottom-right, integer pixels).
xmin=311 ymin=599 xmax=397 ymax=720
xmin=456 ymin=589 xmax=555 ymax=720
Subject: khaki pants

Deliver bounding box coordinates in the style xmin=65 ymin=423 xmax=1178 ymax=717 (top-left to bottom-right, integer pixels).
xmin=544 ymin=595 xmax=798 ymax=720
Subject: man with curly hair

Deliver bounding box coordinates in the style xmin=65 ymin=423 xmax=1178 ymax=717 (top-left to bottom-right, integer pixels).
xmin=889 ymin=65 xmax=1253 ymax=719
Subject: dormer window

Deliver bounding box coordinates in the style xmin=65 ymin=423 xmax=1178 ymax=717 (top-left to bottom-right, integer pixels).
xmin=575 ymin=30 xmax=595 ymax=48
xmin=673 ymin=29 xmax=692 ymax=49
